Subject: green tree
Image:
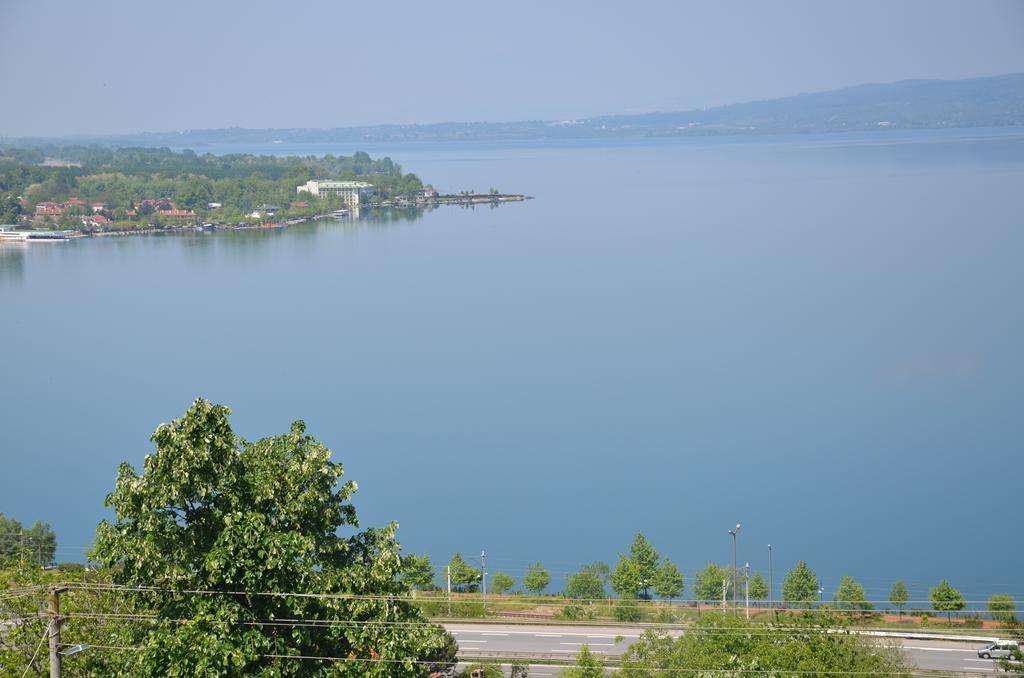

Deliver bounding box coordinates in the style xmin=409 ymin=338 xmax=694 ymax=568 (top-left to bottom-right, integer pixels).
xmin=834 ymin=575 xmax=872 ymax=612
xmin=565 ymin=568 xmax=606 ymax=600
xmin=91 ymin=398 xmax=457 ymax=677
xmin=652 ymin=559 xmax=684 ymax=601
xmin=692 ymin=562 xmax=733 ymax=602
xmin=987 ymin=593 xmax=1016 ymax=624
xmin=490 ymin=572 xmax=515 ymax=595
xmin=0 ymin=195 xmax=22 ymax=224
xmin=524 ymin=562 xmax=551 ymax=595
xmin=748 ymin=572 xmax=769 ymax=602
xmin=581 ymin=561 xmax=611 ymax=585
xmin=0 ymin=514 xmax=56 ymax=566
xmin=448 ymin=552 xmax=481 ymax=592
xmin=781 ymin=560 xmax=819 ymax=607
xmin=619 ymin=612 xmax=906 ymax=676
xmin=611 ymin=532 xmax=660 ymax=599
xmin=563 ymin=644 xmax=605 ymax=678
xmin=888 ymin=580 xmax=910 ymax=618
xmin=610 ymin=554 xmax=643 ymax=599
xmin=0 ymin=564 xmax=136 ymax=676
xmin=458 ymin=663 xmax=503 ymax=677
xmin=400 ymin=553 xmax=435 ymax=592
xmin=929 ymin=579 xmax=966 ymax=623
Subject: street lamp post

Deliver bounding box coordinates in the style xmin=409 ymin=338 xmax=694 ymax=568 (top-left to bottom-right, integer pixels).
xmin=744 ymin=562 xmax=750 ymax=619
xmin=768 ymin=544 xmax=774 ymax=611
xmin=728 ymin=524 xmax=741 ymax=615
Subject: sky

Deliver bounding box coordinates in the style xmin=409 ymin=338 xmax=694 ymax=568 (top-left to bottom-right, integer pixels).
xmin=1 ymin=0 xmax=1023 ymax=137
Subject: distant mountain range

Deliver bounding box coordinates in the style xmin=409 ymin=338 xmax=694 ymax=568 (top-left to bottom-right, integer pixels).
xmin=11 ymin=73 xmax=1024 ymax=148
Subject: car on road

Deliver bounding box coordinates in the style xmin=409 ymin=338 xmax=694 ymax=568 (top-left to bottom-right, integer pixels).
xmin=977 ymin=640 xmax=1020 ymax=660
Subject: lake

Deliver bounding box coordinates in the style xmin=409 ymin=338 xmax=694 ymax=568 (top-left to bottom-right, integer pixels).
xmin=2 ymin=129 xmax=1022 ymax=605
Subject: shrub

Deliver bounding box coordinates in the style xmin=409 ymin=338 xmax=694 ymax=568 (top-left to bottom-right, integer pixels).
xmin=561 ymin=604 xmax=597 ymax=621
xmin=655 ymin=608 xmax=682 ymax=624
xmin=614 ymin=602 xmax=643 ymax=622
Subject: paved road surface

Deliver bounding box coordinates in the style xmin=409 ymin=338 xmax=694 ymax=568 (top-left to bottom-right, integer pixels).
xmin=443 ymin=622 xmax=1003 ymax=675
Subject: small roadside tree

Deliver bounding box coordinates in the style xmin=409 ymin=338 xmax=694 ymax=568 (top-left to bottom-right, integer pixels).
xmin=0 ymin=515 xmax=57 ymax=566
xmin=611 ymin=555 xmax=643 ymax=599
xmin=929 ymin=580 xmax=966 ymax=623
xmin=987 ymin=593 xmax=1017 ymax=624
xmin=448 ymin=552 xmax=481 ymax=592
xmin=652 ymin=559 xmax=685 ymax=601
xmin=566 ymin=568 xmax=606 ymax=600
xmin=748 ymin=572 xmax=769 ymax=602
xmin=581 ymin=561 xmax=611 ymax=586
xmin=563 ymin=644 xmax=605 ymax=678
xmin=889 ymin=580 xmax=910 ymax=618
xmin=781 ymin=560 xmax=819 ymax=608
xmin=400 ymin=553 xmax=435 ymax=593
xmin=834 ymin=575 xmax=872 ymax=613
xmin=524 ymin=562 xmax=551 ymax=595
xmin=693 ymin=563 xmax=732 ymax=602
xmin=611 ymin=532 xmax=661 ymax=599
xmin=490 ymin=572 xmax=515 ymax=595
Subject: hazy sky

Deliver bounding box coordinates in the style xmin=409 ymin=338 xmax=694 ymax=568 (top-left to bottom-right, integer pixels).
xmin=1 ymin=0 xmax=1022 ymax=137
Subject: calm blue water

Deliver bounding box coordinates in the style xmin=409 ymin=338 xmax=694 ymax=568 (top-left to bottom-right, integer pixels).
xmin=2 ymin=129 xmax=1022 ymax=605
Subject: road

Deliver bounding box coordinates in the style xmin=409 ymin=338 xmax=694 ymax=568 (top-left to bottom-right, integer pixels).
xmin=443 ymin=622 xmax=1004 ymax=675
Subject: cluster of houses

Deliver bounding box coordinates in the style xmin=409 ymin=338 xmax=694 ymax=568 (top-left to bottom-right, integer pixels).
xmin=32 ymin=197 xmax=195 ymax=228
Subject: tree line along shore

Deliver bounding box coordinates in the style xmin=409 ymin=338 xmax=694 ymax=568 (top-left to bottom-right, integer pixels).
xmin=2 ymin=400 xmax=1019 ymax=676
xmin=0 ymin=146 xmax=526 ymax=236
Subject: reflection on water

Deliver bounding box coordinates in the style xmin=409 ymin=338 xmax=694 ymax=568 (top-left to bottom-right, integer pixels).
xmin=0 ymin=207 xmax=435 ymax=275
xmin=0 ymin=244 xmax=25 ymax=282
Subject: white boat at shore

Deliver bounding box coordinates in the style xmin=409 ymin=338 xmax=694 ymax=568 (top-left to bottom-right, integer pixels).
xmin=0 ymin=229 xmax=76 ymax=242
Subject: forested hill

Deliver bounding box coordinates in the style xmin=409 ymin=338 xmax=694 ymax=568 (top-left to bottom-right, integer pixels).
xmin=586 ymin=72 xmax=1024 ymax=136
xmin=9 ymin=73 xmax=1023 ymax=147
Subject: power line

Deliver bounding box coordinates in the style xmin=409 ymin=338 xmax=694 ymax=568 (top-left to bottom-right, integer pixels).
xmin=49 ymin=642 xmax=949 ymax=675
xmin=53 ymin=582 xmax=1018 ymax=607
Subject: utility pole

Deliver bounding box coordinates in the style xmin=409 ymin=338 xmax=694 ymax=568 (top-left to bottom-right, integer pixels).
xmin=721 ymin=579 xmax=728 ymax=609
xmin=480 ymin=550 xmax=487 ymax=616
xmin=446 ymin=565 xmax=452 ymax=616
xmin=744 ymin=562 xmax=750 ymax=619
xmin=48 ymin=586 xmax=67 ymax=678
xmin=480 ymin=550 xmax=487 ymax=599
xmin=728 ymin=524 xmax=741 ymax=615
xmin=768 ymin=544 xmax=774 ymax=611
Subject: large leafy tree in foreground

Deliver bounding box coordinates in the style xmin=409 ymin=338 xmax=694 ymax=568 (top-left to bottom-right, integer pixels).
xmin=92 ymin=399 xmax=456 ymax=677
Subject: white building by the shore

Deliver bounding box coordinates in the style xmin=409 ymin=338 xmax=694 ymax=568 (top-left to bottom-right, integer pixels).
xmin=296 ymin=180 xmax=374 ymax=207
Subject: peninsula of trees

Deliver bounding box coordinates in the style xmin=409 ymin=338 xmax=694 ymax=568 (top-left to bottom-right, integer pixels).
xmin=0 ymin=146 xmax=522 ymax=234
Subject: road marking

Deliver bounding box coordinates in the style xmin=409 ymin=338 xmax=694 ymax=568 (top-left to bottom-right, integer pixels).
xmin=588 ymin=634 xmax=617 ymax=639
xmin=560 ymin=642 xmax=614 ymax=646
xmin=458 ymin=640 xmax=487 ymax=643
xmin=536 ymin=633 xmax=563 ymax=637
xmin=955 ymin=669 xmax=1001 ymax=674
xmin=481 ymin=633 xmax=509 ymax=636
xmin=904 ymin=646 xmax=974 ymax=652
xmin=965 ymin=658 xmax=996 ymax=663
